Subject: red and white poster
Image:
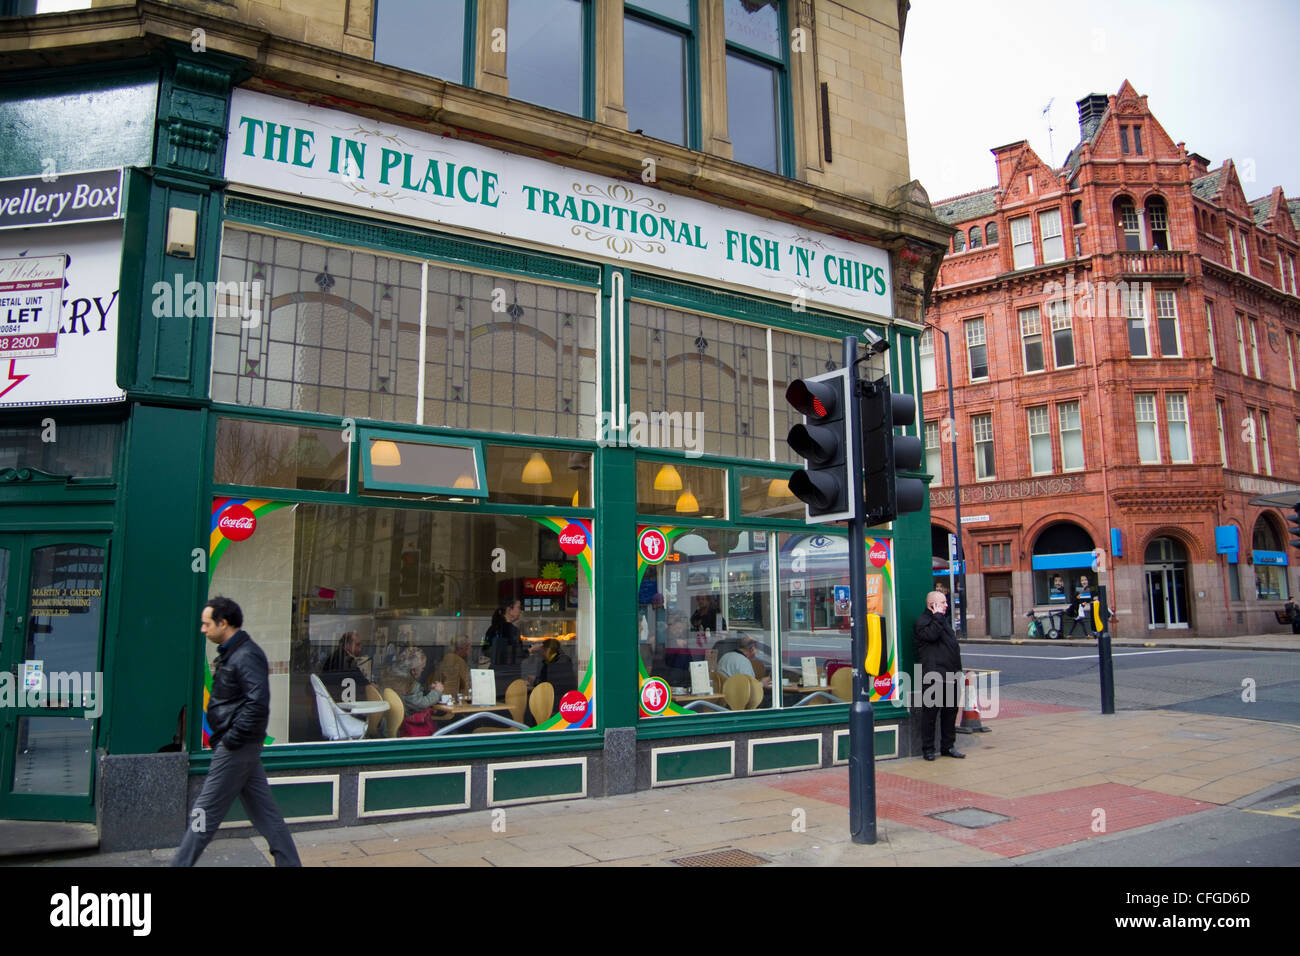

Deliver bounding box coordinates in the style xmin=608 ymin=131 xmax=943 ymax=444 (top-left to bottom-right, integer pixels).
xmin=0 ymin=255 xmax=65 ymax=358
xmin=0 ymin=221 xmax=124 ymax=407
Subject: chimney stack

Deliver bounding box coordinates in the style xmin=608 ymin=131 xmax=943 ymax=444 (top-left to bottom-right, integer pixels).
xmin=1076 ymin=94 xmax=1108 ymax=141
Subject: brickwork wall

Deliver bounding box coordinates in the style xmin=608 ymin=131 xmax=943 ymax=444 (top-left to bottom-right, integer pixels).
xmin=922 ymin=82 xmax=1300 ymax=638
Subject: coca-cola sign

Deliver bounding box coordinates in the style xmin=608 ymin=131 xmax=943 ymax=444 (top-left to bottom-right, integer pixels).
xmin=558 ymin=522 xmax=587 ymax=555
xmin=872 ymin=674 xmax=893 ymax=697
xmin=868 ymin=541 xmax=889 ymax=568
xmin=558 ymin=690 xmax=589 ymax=724
xmin=523 ymin=578 xmax=567 ymax=595
xmin=217 ymin=504 xmax=257 ymax=542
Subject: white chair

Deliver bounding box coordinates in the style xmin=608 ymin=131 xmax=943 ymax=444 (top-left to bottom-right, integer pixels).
xmin=309 ymin=673 xmax=367 ymax=741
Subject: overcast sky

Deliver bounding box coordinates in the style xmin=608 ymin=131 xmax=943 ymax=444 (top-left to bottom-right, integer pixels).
xmin=900 ymin=0 xmax=1300 ymax=206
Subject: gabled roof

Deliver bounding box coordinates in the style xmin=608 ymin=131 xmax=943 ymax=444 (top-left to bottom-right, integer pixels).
xmin=1251 ymin=195 xmax=1273 ymax=226
xmin=1192 ymin=169 xmax=1223 ymax=202
xmin=933 ymin=188 xmax=997 ymax=225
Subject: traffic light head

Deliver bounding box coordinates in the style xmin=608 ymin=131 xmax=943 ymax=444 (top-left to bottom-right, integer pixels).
xmin=860 ymin=377 xmax=926 ymax=525
xmin=785 ymin=368 xmax=856 ymax=523
xmin=1288 ymin=502 xmax=1300 ymax=552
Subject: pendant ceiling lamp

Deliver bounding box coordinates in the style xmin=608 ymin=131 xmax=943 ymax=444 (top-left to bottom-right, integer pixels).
xmin=521 ymin=452 xmax=553 ymax=484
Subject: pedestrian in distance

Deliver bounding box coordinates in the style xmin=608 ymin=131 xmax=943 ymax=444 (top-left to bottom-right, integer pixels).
xmin=913 ymin=589 xmax=965 ymax=761
xmin=172 ymin=596 xmax=301 ymax=867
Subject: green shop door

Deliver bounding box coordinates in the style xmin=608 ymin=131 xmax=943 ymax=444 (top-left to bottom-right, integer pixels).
xmin=0 ymin=535 xmax=109 ymax=822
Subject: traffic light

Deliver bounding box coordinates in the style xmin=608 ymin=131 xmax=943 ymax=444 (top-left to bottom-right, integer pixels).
xmin=398 ymin=550 xmax=420 ymax=599
xmin=785 ymin=367 xmax=856 ymax=522
xmin=429 ymin=569 xmax=446 ymax=607
xmin=1288 ymin=502 xmax=1300 ymax=552
xmin=859 ymin=376 xmax=925 ymax=525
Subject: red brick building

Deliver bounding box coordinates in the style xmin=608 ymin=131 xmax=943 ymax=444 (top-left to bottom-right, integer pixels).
xmin=922 ymin=81 xmax=1300 ymax=638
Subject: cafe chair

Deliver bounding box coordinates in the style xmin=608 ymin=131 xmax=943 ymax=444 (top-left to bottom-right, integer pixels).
xmin=381 ymin=688 xmax=405 ymax=738
xmin=745 ymin=676 xmax=763 ymax=710
xmin=829 ymin=667 xmax=852 ymax=703
xmin=529 ymin=681 xmax=555 ymax=724
xmin=363 ymin=683 xmax=386 ymax=737
xmin=309 ymin=673 xmax=367 ymax=741
xmin=751 ymin=659 xmax=768 ymax=682
xmin=722 ymin=674 xmax=752 ymax=711
xmin=505 ymin=679 xmax=529 ymax=724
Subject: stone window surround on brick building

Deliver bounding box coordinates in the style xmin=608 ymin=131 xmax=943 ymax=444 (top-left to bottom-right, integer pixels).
xmin=924 ymin=419 xmax=943 ymax=485
xmin=972 ymin=411 xmax=995 ymax=480
xmin=1206 ymin=300 xmax=1218 ymax=365
xmin=1010 ymin=215 xmax=1034 ymax=270
xmin=1027 ymin=404 xmax=1052 ymax=474
xmin=965 ymin=317 xmax=988 ymax=381
xmin=1216 ymin=398 xmax=1228 ymax=467
xmin=1019 ymin=306 xmax=1044 ymax=374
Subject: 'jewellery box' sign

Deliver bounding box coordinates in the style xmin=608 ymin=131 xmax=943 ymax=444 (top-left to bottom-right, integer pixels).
xmin=224 ymin=89 xmax=893 ymax=319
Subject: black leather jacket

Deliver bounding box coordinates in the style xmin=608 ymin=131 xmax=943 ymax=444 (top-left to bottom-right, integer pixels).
xmin=207 ymin=630 xmax=270 ymax=751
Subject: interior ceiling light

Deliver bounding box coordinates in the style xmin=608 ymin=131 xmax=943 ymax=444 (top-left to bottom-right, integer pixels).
xmin=521 ymin=451 xmax=553 ymax=484
xmin=675 ymin=489 xmax=700 ymax=514
xmin=654 ymin=463 xmax=683 ymax=491
xmin=370 ymin=440 xmax=402 ymax=467
xmin=768 ymin=478 xmax=795 ymax=498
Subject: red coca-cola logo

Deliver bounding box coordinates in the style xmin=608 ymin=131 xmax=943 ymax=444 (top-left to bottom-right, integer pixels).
xmin=524 ymin=578 xmax=567 ymax=595
xmin=217 ymin=504 xmax=257 ymax=541
xmin=873 ymin=674 xmax=893 ymax=697
xmin=558 ymin=523 xmax=587 ymax=555
xmin=868 ymin=542 xmax=889 ymax=568
xmin=558 ymin=690 xmax=589 ymax=723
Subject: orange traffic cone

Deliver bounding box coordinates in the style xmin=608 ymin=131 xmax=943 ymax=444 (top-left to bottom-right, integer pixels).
xmin=956 ymin=670 xmax=991 ymax=734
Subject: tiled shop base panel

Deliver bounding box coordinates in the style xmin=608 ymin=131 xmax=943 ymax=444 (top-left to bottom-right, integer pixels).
xmin=487 ymin=758 xmax=587 ymax=806
xmin=358 ymin=767 xmax=470 ymax=817
xmin=223 ymin=776 xmax=338 ymax=826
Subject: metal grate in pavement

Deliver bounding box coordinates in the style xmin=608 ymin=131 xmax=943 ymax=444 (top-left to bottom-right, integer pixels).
xmin=930 ymin=807 xmax=1011 ymax=829
xmin=671 ymin=848 xmax=770 ymax=867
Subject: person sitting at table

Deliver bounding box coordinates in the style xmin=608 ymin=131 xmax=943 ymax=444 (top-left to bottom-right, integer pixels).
xmin=320 ymin=631 xmax=372 ymax=701
xmin=690 ymin=594 xmax=726 ymax=633
xmin=662 ymin=613 xmax=692 ymax=687
xmin=716 ymin=635 xmax=771 ymax=688
xmin=435 ymin=635 xmax=472 ymax=700
xmin=387 ymin=647 xmax=444 ymax=736
xmin=537 ymin=638 xmax=577 ymax=698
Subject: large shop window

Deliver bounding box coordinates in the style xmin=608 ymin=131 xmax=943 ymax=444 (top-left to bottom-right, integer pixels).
xmin=0 ymin=421 xmax=121 ymax=479
xmin=635 ymin=528 xmax=896 ymax=717
xmin=627 ymin=303 xmax=876 ymax=465
xmin=212 ymin=229 xmax=597 ymax=440
xmin=206 ymin=501 xmax=595 ymax=745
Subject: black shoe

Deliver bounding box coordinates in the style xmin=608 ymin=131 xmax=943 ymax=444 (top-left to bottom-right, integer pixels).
xmin=940 ymin=749 xmax=965 ymax=759
xmin=923 ymin=752 xmax=936 ymax=761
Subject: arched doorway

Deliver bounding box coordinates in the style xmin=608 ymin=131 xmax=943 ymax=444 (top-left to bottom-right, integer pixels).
xmin=1251 ymin=516 xmax=1291 ymax=601
xmin=1144 ymin=537 xmax=1189 ymax=628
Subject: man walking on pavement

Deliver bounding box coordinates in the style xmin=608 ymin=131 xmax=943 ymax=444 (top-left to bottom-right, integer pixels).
xmin=172 ymin=596 xmax=301 ymax=866
xmin=913 ymin=589 xmax=965 ymax=761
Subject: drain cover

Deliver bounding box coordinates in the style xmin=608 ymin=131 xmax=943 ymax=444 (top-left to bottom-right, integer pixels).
xmin=930 ymin=807 xmax=1010 ymax=829
xmin=671 ymin=848 xmax=770 ymax=867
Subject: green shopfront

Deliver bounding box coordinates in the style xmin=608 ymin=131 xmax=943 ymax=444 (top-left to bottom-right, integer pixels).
xmin=0 ymin=54 xmax=933 ymax=844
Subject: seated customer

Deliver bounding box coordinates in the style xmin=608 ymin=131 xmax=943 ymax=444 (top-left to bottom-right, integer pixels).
xmin=537 ymin=638 xmax=577 ymax=698
xmin=717 ymin=635 xmax=771 ymax=688
xmin=387 ymin=647 xmax=445 ymax=736
xmin=435 ymin=635 xmax=472 ymax=700
xmin=320 ymin=631 xmax=372 ymax=700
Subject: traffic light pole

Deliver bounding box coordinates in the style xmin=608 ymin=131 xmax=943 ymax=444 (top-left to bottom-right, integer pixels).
xmin=844 ymin=335 xmax=877 ymax=845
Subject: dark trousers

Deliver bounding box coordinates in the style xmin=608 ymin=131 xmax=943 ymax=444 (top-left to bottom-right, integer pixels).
xmin=1065 ymin=614 xmax=1089 ymax=637
xmin=172 ymin=742 xmax=301 ymax=867
xmin=919 ymin=676 xmax=958 ymax=755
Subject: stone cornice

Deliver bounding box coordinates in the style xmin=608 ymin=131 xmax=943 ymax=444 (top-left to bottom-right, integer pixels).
xmin=0 ymin=1 xmax=951 ymax=259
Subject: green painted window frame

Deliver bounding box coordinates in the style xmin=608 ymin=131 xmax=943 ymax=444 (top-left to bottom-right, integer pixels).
xmin=624 ymin=1 xmax=701 ymax=150
xmin=723 ymin=0 xmax=794 ymax=178
xmin=373 ymin=0 xmax=478 ymax=88
xmin=357 ymin=426 xmax=487 ymax=499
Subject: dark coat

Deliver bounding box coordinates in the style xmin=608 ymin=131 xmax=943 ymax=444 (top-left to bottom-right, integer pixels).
xmin=207 ymin=630 xmax=270 ymax=751
xmin=538 ymin=649 xmax=578 ymax=699
xmin=912 ymin=609 xmax=962 ymax=676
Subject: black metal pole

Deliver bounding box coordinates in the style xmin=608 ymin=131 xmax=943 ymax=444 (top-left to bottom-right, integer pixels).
xmin=939 ymin=328 xmax=967 ymax=640
xmin=1097 ymin=583 xmax=1115 ymax=714
xmin=844 ymin=335 xmax=876 ymax=845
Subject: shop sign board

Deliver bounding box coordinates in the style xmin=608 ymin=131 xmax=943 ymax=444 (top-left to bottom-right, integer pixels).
xmin=0 ymin=220 xmax=125 ymax=407
xmin=0 ymin=169 xmax=124 ymax=231
xmin=225 ymin=90 xmax=894 ymax=319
